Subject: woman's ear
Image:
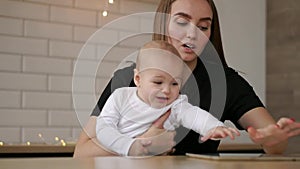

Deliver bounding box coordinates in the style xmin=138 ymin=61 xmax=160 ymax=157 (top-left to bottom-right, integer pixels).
xmin=133 ymin=69 xmax=140 ymax=87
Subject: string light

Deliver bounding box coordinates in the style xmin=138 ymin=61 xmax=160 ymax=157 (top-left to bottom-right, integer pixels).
xmin=102 ymin=0 xmax=116 ymax=17
xmin=38 ymin=133 xmax=47 ymax=144
xmin=0 ymin=141 xmax=3 ymax=146
xmin=102 ymin=10 xmax=108 ymax=17
xmin=60 ymin=139 xmax=66 ymax=146
xmin=54 ymin=137 xmax=60 ymax=142
xmin=26 ymin=141 xmax=31 ymax=146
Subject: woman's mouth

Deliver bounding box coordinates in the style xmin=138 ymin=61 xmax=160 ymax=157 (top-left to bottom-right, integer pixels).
xmin=182 ymin=43 xmax=196 ymax=53
xmin=183 ymin=43 xmax=195 ymax=49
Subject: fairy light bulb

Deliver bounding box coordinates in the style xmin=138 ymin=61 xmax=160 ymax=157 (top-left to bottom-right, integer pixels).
xmin=26 ymin=141 xmax=31 ymax=146
xmin=0 ymin=142 xmax=3 ymax=146
xmin=55 ymin=137 xmax=60 ymax=142
xmin=60 ymin=139 xmax=66 ymax=146
xmin=102 ymin=10 xmax=108 ymax=17
xmin=109 ymin=0 xmax=114 ymax=4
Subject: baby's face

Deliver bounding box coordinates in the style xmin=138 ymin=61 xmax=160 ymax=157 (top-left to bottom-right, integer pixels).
xmin=135 ymin=48 xmax=187 ymax=108
xmin=137 ymin=68 xmax=182 ymax=109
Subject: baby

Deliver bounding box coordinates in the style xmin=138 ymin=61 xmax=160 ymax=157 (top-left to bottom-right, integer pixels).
xmin=96 ymin=40 xmax=239 ymax=156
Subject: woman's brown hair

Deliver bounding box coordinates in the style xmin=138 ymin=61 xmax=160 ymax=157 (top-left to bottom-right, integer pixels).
xmin=153 ymin=0 xmax=227 ymax=67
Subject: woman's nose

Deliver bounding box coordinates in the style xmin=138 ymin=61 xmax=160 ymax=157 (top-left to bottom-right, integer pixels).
xmin=186 ymin=23 xmax=197 ymax=40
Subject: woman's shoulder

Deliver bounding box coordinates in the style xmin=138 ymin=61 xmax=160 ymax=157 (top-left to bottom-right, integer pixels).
xmin=113 ymin=62 xmax=135 ymax=77
xmin=111 ymin=63 xmax=136 ymax=89
xmin=224 ymin=66 xmax=239 ymax=76
xmin=223 ymin=66 xmax=253 ymax=87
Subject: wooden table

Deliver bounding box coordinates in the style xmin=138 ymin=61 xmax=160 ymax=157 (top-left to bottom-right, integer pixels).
xmin=0 ymin=143 xmax=262 ymax=157
xmin=0 ymin=156 xmax=300 ymax=169
xmin=0 ymin=144 xmax=75 ymax=157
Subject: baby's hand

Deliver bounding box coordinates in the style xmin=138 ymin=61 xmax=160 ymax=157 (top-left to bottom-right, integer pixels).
xmin=200 ymin=126 xmax=240 ymax=142
xmin=128 ymin=139 xmax=151 ymax=156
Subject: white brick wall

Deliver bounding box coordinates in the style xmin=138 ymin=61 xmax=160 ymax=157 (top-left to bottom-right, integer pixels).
xmin=0 ymin=0 xmax=158 ymax=144
xmin=0 ymin=35 xmax=48 ymax=55
xmin=25 ymin=20 xmax=73 ymax=40
xmin=0 ymin=1 xmax=49 ymax=20
xmin=0 ymin=17 xmax=23 ymax=36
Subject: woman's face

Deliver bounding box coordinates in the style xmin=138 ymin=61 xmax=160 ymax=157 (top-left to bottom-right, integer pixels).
xmin=168 ymin=0 xmax=213 ymax=66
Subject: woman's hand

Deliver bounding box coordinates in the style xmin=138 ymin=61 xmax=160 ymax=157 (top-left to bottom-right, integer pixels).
xmin=200 ymin=126 xmax=240 ymax=142
xmin=137 ymin=110 xmax=176 ymax=155
xmin=128 ymin=139 xmax=151 ymax=156
xmin=247 ymin=117 xmax=300 ymax=153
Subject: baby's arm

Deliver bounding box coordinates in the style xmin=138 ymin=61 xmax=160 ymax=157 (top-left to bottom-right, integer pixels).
xmin=172 ymin=95 xmax=240 ymax=141
xmin=95 ymin=95 xmax=133 ymax=156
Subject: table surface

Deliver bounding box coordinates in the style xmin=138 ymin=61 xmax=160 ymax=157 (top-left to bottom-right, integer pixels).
xmin=0 ymin=143 xmax=261 ymax=153
xmin=1 ymin=156 xmax=300 ymax=169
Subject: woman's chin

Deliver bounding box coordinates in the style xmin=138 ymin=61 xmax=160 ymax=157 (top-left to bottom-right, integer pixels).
xmin=181 ymin=55 xmax=197 ymax=63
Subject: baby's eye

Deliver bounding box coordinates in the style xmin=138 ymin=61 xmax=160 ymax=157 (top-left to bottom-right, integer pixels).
xmin=153 ymin=81 xmax=162 ymax=85
xmin=172 ymin=82 xmax=179 ymax=86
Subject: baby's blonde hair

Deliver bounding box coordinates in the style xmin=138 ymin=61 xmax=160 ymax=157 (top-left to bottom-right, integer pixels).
xmin=136 ymin=40 xmax=181 ymax=70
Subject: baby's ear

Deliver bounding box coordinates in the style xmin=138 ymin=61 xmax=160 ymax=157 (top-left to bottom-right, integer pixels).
xmin=133 ymin=69 xmax=140 ymax=87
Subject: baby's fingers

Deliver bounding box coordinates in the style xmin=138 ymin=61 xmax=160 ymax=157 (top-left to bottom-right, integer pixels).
xmin=223 ymin=127 xmax=239 ymax=140
xmin=199 ymin=134 xmax=212 ymax=143
xmin=229 ymin=127 xmax=240 ymax=136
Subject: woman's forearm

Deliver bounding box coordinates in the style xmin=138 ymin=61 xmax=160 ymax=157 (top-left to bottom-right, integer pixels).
xmin=73 ymin=137 xmax=114 ymax=157
xmin=73 ymin=116 xmax=116 ymax=157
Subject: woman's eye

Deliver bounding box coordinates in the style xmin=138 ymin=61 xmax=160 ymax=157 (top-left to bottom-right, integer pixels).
xmin=175 ymin=18 xmax=188 ymax=26
xmin=198 ymin=26 xmax=209 ymax=31
xmin=177 ymin=22 xmax=187 ymax=26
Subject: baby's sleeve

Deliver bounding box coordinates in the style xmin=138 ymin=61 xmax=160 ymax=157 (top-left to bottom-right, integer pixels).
xmin=171 ymin=95 xmax=225 ymax=136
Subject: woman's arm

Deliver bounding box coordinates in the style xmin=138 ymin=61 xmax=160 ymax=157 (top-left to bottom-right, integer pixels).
xmin=238 ymin=107 xmax=300 ymax=154
xmin=74 ymin=113 xmax=176 ymax=157
xmin=74 ymin=66 xmax=135 ymax=157
xmin=73 ymin=116 xmax=116 ymax=158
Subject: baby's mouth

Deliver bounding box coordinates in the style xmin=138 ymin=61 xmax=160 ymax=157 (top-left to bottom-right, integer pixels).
xmin=156 ymin=96 xmax=168 ymax=101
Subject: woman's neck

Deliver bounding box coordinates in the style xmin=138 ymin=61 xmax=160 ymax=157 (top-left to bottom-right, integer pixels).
xmin=185 ymin=58 xmax=198 ymax=71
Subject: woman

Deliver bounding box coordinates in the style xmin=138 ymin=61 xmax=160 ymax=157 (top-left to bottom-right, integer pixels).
xmin=73 ymin=0 xmax=300 ymax=157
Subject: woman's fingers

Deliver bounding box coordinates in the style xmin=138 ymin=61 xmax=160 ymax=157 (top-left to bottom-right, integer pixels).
xmin=144 ymin=130 xmax=176 ymax=155
xmin=287 ymin=128 xmax=300 ymax=137
xmin=285 ymin=121 xmax=300 ymax=137
xmin=152 ymin=109 xmax=171 ymax=129
xmin=277 ymin=117 xmax=300 ymax=137
xmin=247 ymin=118 xmax=299 ymax=149
xmin=140 ymin=139 xmax=152 ymax=147
xmin=247 ymin=126 xmax=265 ymax=144
xmin=277 ymin=117 xmax=295 ymax=129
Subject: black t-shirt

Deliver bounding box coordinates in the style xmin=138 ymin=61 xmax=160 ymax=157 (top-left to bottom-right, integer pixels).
xmin=91 ymin=58 xmax=264 ymax=155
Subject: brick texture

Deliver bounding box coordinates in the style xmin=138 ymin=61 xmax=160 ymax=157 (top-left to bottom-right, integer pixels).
xmin=0 ymin=0 xmax=159 ymax=144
